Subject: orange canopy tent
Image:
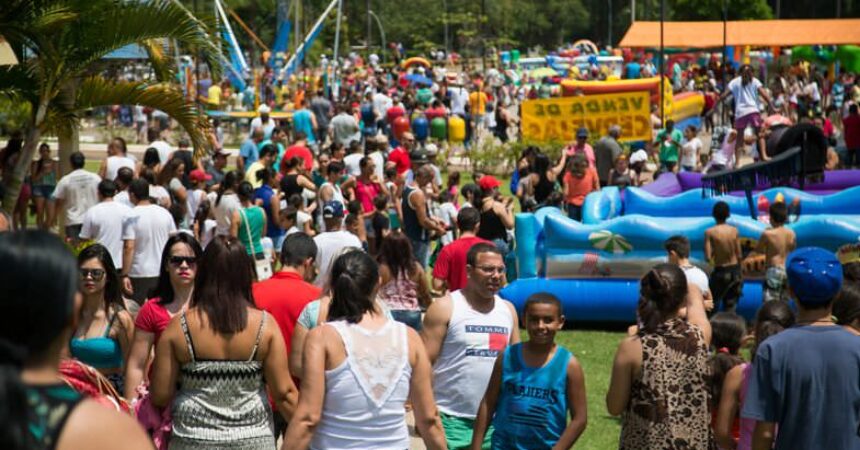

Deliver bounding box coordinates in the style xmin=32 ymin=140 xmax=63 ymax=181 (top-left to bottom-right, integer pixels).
xmin=619 ymin=19 xmax=860 ymax=48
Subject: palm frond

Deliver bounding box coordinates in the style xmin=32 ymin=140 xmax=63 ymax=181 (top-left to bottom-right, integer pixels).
xmin=74 ymin=77 xmax=210 ymax=157
xmin=142 ymin=39 xmax=176 ymax=82
xmin=64 ymin=0 xmax=221 ymax=80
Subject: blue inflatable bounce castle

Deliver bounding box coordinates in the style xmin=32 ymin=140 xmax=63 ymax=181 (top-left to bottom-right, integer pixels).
xmin=500 ymin=175 xmax=860 ymax=323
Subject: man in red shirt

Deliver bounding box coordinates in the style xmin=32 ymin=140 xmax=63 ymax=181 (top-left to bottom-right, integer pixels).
xmin=432 ymin=206 xmax=491 ymax=293
xmin=282 ymin=131 xmax=313 ymax=174
xmin=844 ymin=104 xmax=860 ymax=169
xmin=387 ymin=131 xmax=414 ymax=176
xmin=253 ymin=232 xmax=320 ymax=358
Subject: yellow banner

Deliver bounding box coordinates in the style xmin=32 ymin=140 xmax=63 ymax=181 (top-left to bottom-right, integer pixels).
xmin=521 ymin=91 xmax=651 ymax=143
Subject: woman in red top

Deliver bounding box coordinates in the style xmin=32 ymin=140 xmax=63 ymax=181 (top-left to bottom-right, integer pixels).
xmin=123 ymin=233 xmax=202 ymax=400
xmin=355 ymin=156 xmax=390 ymax=251
xmin=563 ymin=154 xmax=600 ymax=221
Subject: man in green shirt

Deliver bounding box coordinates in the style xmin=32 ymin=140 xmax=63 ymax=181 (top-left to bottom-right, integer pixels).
xmin=655 ymin=119 xmax=683 ymax=173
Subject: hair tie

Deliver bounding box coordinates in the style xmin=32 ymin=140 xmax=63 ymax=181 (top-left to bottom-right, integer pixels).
xmin=718 ymin=347 xmax=730 ymax=354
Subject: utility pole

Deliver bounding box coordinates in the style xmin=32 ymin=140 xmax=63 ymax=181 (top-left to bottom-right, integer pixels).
xmin=659 ymin=0 xmax=664 ymax=125
xmin=367 ymin=0 xmax=371 ymax=55
xmin=631 ymin=0 xmax=636 ymax=23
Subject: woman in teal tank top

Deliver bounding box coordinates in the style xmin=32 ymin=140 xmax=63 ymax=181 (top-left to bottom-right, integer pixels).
xmin=72 ymin=244 xmax=134 ymax=392
xmin=30 ymin=143 xmax=58 ymax=230
xmin=233 ymin=181 xmax=268 ymax=257
xmin=471 ymin=293 xmax=588 ymax=450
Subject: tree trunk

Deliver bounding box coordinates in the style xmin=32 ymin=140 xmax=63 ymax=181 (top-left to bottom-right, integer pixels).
xmin=58 ymin=127 xmax=80 ymax=179
xmin=58 ymin=80 xmax=80 ymax=178
xmin=1 ymin=102 xmax=46 ymax=214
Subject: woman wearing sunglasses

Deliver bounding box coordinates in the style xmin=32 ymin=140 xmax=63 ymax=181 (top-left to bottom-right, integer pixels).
xmin=124 ymin=233 xmax=202 ymax=400
xmin=72 ymin=244 xmax=134 ymax=393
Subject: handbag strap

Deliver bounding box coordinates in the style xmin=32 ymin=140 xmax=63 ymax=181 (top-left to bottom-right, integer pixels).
xmin=239 ymin=207 xmax=254 ymax=253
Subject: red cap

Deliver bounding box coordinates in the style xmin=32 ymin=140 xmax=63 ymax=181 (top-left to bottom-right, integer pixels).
xmin=190 ymin=169 xmax=212 ymax=182
xmin=478 ymin=175 xmax=501 ymax=191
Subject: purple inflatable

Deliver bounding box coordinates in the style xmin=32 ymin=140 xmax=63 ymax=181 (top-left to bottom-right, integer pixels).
xmin=640 ymin=170 xmax=860 ymax=196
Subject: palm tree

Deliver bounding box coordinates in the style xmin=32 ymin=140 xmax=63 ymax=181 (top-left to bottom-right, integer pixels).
xmin=0 ymin=0 xmax=221 ymax=213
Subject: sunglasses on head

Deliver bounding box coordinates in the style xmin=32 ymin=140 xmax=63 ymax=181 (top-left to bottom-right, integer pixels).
xmin=169 ymin=256 xmax=197 ymax=267
xmin=79 ymin=268 xmax=106 ymax=281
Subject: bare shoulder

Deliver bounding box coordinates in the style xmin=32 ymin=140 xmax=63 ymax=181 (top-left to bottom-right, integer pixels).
xmin=424 ymin=294 xmax=454 ymax=323
xmin=59 ymin=400 xmax=153 ymax=450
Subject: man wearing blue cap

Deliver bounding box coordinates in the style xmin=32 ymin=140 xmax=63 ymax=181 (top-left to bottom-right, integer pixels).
xmin=742 ymin=247 xmax=860 ymax=450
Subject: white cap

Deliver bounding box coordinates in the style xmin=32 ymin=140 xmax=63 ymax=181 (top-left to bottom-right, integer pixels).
xmin=425 ymin=143 xmax=439 ymax=156
xmin=258 ymin=104 xmax=271 ymax=114
xmin=629 ymin=149 xmax=648 ymax=164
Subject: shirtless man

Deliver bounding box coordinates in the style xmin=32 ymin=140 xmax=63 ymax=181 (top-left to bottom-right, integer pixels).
xmin=705 ymin=201 xmax=744 ymax=313
xmin=754 ymin=202 xmax=796 ymax=302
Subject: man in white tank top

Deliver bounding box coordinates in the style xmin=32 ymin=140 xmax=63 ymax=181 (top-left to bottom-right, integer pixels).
xmin=421 ymin=242 xmax=520 ymax=449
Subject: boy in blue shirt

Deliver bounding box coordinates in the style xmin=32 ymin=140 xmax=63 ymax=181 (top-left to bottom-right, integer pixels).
xmin=470 ymin=293 xmax=587 ymax=450
xmin=742 ymin=247 xmax=860 ymax=450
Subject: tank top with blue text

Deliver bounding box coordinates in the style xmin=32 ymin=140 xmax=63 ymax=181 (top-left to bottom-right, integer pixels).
xmin=491 ymin=343 xmax=572 ymax=450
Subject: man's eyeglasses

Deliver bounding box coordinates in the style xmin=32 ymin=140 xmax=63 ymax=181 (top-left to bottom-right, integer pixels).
xmin=79 ymin=268 xmax=106 ymax=281
xmin=169 ymin=256 xmax=197 ymax=267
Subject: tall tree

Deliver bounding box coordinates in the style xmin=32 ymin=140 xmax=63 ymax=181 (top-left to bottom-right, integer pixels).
xmin=0 ymin=0 xmax=220 ymax=214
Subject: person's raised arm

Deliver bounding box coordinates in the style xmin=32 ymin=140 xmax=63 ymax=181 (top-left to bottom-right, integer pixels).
xmin=551 ymin=152 xmax=569 ymax=177
xmin=606 ymin=337 xmax=637 ymax=416
xmin=470 ymin=354 xmax=503 ymax=450
xmin=123 ymin=329 xmax=156 ymax=400
xmin=262 ymin=312 xmax=299 ymax=421
xmin=408 ymin=329 xmax=447 ymax=450
xmin=282 ymin=326 xmax=330 ymax=450
xmin=685 ymin=283 xmax=712 ymax=345
xmin=715 ymin=364 xmax=744 ymax=450
xmin=554 ymin=356 xmax=588 ymax=450
xmin=420 ymin=295 xmax=453 ymax=365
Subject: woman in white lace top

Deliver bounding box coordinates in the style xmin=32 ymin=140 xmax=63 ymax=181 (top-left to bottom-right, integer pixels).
xmin=282 ymin=251 xmax=447 ymax=450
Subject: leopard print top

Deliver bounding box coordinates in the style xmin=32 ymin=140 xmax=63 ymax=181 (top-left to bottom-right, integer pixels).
xmin=620 ymin=318 xmax=716 ymax=450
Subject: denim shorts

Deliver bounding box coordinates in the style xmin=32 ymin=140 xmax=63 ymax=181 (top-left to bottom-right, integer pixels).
xmin=390 ymin=309 xmax=423 ymax=331
xmin=32 ymin=184 xmax=55 ymax=198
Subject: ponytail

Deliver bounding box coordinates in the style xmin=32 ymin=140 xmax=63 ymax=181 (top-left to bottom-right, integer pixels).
xmin=0 ymin=339 xmax=28 ymax=450
xmin=326 ymin=251 xmax=379 ymax=324
xmin=638 ymin=264 xmax=688 ymax=333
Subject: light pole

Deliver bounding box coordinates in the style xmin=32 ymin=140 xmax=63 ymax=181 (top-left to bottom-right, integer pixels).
xmin=368 ymin=10 xmax=387 ymax=63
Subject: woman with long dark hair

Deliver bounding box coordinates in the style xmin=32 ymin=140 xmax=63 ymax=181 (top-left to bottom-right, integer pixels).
xmin=151 ymin=237 xmax=297 ymax=449
xmin=377 ymin=232 xmax=431 ymax=330
xmin=212 ymin=169 xmax=242 ymax=237
xmin=233 ymin=180 xmax=268 ymax=258
xmin=124 ymin=233 xmax=202 ymax=400
xmin=72 ymin=244 xmax=134 ymax=392
xmin=607 ymin=263 xmax=712 ymax=449
xmin=283 ymin=251 xmax=446 ymax=450
xmin=0 ymin=231 xmax=151 ymax=450
xmin=140 ymin=147 xmax=163 ymax=178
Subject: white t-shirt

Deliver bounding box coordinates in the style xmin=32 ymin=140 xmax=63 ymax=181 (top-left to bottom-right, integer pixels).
xmin=148 ymin=140 xmax=172 ymax=164
xmin=122 ymin=204 xmax=176 ymax=277
xmin=114 ymin=190 xmax=134 ymax=209
xmin=105 ymin=155 xmax=136 ymax=181
xmin=296 ymin=210 xmax=312 ymax=232
xmin=681 ymin=264 xmax=710 ymax=296
xmin=681 ymin=137 xmax=703 ymax=168
xmin=249 ymin=117 xmax=276 ymax=139
xmin=449 ymin=87 xmax=468 ymax=115
xmin=372 ymin=93 xmax=392 ymax=120
xmin=313 ymin=230 xmax=363 ymax=287
xmin=208 ymin=192 xmax=241 ymax=236
xmin=186 ymin=188 xmax=206 ymax=224
xmin=80 ymin=201 xmax=133 ymax=269
xmin=369 ymin=151 xmax=385 ymax=180
xmin=53 ymin=169 xmax=101 ymax=225
xmin=439 ymin=202 xmax=459 ymax=245
xmin=149 ymin=185 xmax=171 ymax=208
xmin=343 ymin=153 xmax=363 ymax=177
xmin=728 ymin=76 xmax=763 ymax=119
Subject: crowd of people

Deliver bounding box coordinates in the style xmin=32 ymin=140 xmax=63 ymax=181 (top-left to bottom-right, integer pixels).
xmin=1 ymin=46 xmax=860 ymax=450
